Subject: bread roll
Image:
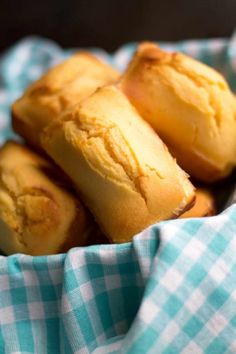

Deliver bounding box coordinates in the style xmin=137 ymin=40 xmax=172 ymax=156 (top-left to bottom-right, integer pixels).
xmin=41 ymin=85 xmax=195 ymax=243
xmin=12 ymin=52 xmax=119 ymax=148
xmin=120 ymin=42 xmax=236 ymax=182
xmin=0 ymin=141 xmax=93 ymax=255
xmin=180 ymin=187 xmax=215 ymax=218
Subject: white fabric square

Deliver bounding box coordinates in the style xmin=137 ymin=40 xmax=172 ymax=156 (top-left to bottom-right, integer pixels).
xmin=206 ymin=312 xmax=228 ymax=336
xmin=160 ymin=268 xmax=183 ymax=292
xmin=0 ymin=306 xmax=15 ymax=325
xmin=22 ymin=270 xmax=39 ymax=287
xmin=139 ymin=299 xmax=160 ymax=325
xmin=161 ymin=320 xmax=180 ymax=342
xmin=98 ymin=247 xmax=118 ymax=264
xmin=0 ymin=274 xmax=10 ymax=291
xmin=69 ymin=249 xmax=86 ymax=269
xmin=208 ymin=259 xmax=228 ymax=284
xmin=80 ymin=281 xmax=94 ymax=302
xmin=208 ymin=215 xmax=226 ymax=233
xmin=182 ymin=341 xmax=203 ymax=354
xmin=61 ymin=293 xmax=73 ymax=314
xmin=184 ymin=288 xmax=205 ymax=313
xmin=28 ymin=302 xmax=45 ymax=320
xmin=139 ymin=258 xmax=152 ymax=280
xmin=48 ymin=268 xmax=62 ymax=285
xmin=161 ymin=224 xmax=180 ymax=244
xmin=182 ymin=238 xmax=206 ymax=261
xmin=104 ymin=274 xmax=121 ymax=291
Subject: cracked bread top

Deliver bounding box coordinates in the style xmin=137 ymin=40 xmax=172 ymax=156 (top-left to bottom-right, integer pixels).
xmin=41 ymin=85 xmax=195 ymax=243
xmin=12 ymin=52 xmax=119 ymax=149
xmin=120 ymin=42 xmax=236 ymax=182
xmin=0 ymin=141 xmax=92 ymax=255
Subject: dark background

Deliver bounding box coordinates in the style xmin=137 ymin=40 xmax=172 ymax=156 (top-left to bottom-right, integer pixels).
xmin=0 ymin=0 xmax=236 ymax=52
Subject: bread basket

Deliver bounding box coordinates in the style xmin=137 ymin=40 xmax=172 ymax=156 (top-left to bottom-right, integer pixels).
xmin=0 ymin=34 xmax=235 ymax=353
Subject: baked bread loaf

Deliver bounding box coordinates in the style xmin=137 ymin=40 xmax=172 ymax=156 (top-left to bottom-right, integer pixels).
xmin=12 ymin=52 xmax=119 ymax=148
xmin=120 ymin=42 xmax=236 ymax=182
xmin=41 ymin=85 xmax=195 ymax=243
xmin=180 ymin=187 xmax=215 ymax=218
xmin=0 ymin=141 xmax=93 ymax=255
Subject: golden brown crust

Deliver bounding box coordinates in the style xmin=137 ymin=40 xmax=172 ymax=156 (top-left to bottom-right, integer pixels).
xmin=135 ymin=42 xmax=172 ymax=63
xmin=180 ymin=187 xmax=215 ymax=218
xmin=41 ymin=85 xmax=195 ymax=243
xmin=12 ymin=52 xmax=119 ymax=149
xmin=120 ymin=42 xmax=236 ymax=182
xmin=0 ymin=141 xmax=93 ymax=255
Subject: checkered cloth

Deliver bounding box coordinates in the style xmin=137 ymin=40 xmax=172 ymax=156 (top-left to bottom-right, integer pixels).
xmin=0 ymin=33 xmax=236 ymax=353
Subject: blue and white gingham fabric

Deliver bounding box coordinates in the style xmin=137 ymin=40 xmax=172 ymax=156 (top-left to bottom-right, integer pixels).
xmin=0 ymin=33 xmax=236 ymax=353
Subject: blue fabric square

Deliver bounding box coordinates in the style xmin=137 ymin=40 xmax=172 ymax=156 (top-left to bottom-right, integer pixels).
xmin=64 ymin=269 xmax=79 ymax=292
xmin=0 ymin=289 xmax=12 ymax=307
xmin=206 ymin=338 xmax=227 ymax=354
xmin=94 ymin=292 xmax=114 ymax=331
xmin=74 ymin=305 xmax=96 ymax=342
xmin=40 ymin=285 xmax=57 ymax=302
xmin=208 ymin=288 xmax=230 ymax=309
xmin=183 ymin=316 xmax=204 ymax=338
xmin=160 ymin=243 xmax=180 ymax=265
xmin=86 ymin=263 xmax=104 ymax=279
xmin=11 ymin=287 xmax=28 ymax=305
xmin=127 ymin=326 xmax=158 ymax=354
xmin=186 ymin=263 xmax=207 ymax=287
xmin=45 ymin=318 xmax=60 ymax=353
xmin=182 ymin=219 xmax=203 ymax=236
xmin=163 ymin=295 xmax=183 ymax=317
xmin=16 ymin=320 xmax=34 ymax=352
xmin=208 ymin=234 xmax=228 ymax=256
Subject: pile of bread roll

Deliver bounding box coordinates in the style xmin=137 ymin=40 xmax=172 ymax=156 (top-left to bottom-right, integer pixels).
xmin=0 ymin=44 xmax=235 ymax=256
